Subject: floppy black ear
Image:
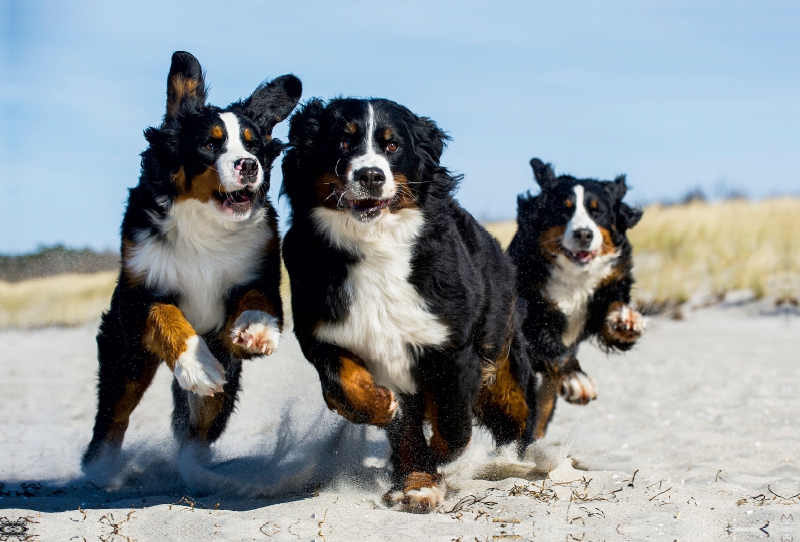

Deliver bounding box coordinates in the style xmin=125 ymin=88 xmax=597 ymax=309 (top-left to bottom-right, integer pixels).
xmin=413 ymin=116 xmax=449 ymax=164
xmin=166 ymin=51 xmax=207 ymax=118
xmin=529 ymin=158 xmax=559 ymax=191
xmin=281 ymin=98 xmax=328 ymax=203
xmin=238 ymin=74 xmax=303 ymax=135
xmin=605 ymin=174 xmax=628 ymax=201
xmin=619 ymin=202 xmax=643 ymax=230
xmin=286 ymin=98 xmax=326 ymax=152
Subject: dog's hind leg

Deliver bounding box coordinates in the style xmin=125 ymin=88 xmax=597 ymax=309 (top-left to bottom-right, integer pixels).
xmin=475 ymin=326 xmax=532 ymax=448
xmin=172 ymin=352 xmax=243 ymax=446
xmin=83 ymin=316 xmax=160 ymax=466
xmin=529 ymin=371 xmax=559 ymax=442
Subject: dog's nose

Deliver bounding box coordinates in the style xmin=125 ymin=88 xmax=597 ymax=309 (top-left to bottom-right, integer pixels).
xmin=355 ymin=167 xmax=386 ymax=191
xmin=236 ymin=158 xmax=258 ymax=180
xmin=572 ymin=228 xmax=594 ymax=245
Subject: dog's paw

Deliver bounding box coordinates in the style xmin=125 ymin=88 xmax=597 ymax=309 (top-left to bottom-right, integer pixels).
xmin=173 ymin=335 xmax=226 ymax=396
xmin=560 ymin=371 xmax=597 ymax=405
xmin=326 ymin=386 xmax=398 ymax=427
xmin=605 ymin=303 xmax=646 ymax=343
xmin=383 ymin=473 xmax=445 ymax=514
xmin=230 ymin=310 xmax=281 ymax=356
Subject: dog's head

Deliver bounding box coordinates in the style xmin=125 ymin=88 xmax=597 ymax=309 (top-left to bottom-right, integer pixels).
xmin=142 ymin=51 xmax=302 ymax=221
xmin=282 ymin=98 xmax=457 ymax=223
xmin=521 ymin=158 xmax=643 ymax=265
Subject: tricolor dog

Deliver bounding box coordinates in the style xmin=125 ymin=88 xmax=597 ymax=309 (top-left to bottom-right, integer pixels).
xmin=508 ymin=158 xmax=645 ymax=440
xmin=281 ymin=98 xmax=531 ymax=512
xmin=83 ymin=52 xmax=301 ymax=466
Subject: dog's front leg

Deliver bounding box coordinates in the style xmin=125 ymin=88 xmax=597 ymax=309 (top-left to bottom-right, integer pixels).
xmin=227 ymin=289 xmax=283 ymax=358
xmin=143 ymin=302 xmax=226 ymax=396
xmin=602 ymin=301 xmax=646 ymax=347
xmin=322 ymin=352 xmax=398 ymax=426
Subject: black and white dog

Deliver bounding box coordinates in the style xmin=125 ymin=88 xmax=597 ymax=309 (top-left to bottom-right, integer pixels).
xmin=83 ymin=52 xmax=301 ymax=467
xmin=509 ymin=158 xmax=645 ymax=440
xmin=281 ymin=98 xmax=531 ymax=512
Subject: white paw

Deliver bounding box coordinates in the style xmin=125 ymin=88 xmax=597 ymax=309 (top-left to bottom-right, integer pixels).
xmin=560 ymin=371 xmax=597 ymax=405
xmin=386 ymin=482 xmax=445 ymax=513
xmin=606 ymin=304 xmax=646 ymax=342
xmin=230 ymin=310 xmax=281 ymax=356
xmin=173 ymin=335 xmax=226 ymax=396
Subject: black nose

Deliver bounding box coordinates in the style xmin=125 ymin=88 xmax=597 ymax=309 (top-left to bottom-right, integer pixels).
xmin=355 ymin=167 xmax=386 ymax=191
xmin=237 ymin=158 xmax=258 ymax=180
xmin=573 ymin=228 xmax=594 ymax=245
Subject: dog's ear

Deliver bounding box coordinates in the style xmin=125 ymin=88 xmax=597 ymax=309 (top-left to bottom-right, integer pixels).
xmin=281 ymin=98 xmax=327 ymax=202
xmin=529 ymin=158 xmax=559 ymax=191
xmin=238 ymin=74 xmax=303 ymax=136
xmin=413 ymin=116 xmax=449 ymax=164
xmin=619 ymin=202 xmax=643 ymax=230
xmin=605 ymin=174 xmax=628 ymax=201
xmin=166 ymin=51 xmax=207 ymax=118
xmin=286 ymin=98 xmax=326 ymax=152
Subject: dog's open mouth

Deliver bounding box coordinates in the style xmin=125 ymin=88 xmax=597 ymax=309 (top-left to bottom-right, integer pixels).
xmin=214 ymin=189 xmax=254 ymax=214
xmin=342 ymin=197 xmax=392 ymax=221
xmin=565 ymin=249 xmax=597 ymax=265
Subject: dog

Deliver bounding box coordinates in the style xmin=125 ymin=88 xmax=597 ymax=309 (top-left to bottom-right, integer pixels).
xmin=82 ymin=51 xmax=301 ymax=467
xmin=281 ymin=98 xmax=531 ymax=512
xmin=508 ymin=158 xmax=645 ymax=441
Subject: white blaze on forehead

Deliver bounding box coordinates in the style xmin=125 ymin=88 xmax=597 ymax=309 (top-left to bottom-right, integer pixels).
xmin=345 ymin=103 xmax=396 ymax=199
xmin=564 ymin=184 xmax=602 ymax=252
xmin=216 ymin=112 xmax=263 ymax=190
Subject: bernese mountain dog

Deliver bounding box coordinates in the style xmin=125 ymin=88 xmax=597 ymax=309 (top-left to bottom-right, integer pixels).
xmin=281 ymin=98 xmax=531 ymax=512
xmin=508 ymin=158 xmax=645 ymax=441
xmin=82 ymin=52 xmax=301 ymax=467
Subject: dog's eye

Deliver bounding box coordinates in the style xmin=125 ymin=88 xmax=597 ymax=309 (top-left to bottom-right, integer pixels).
xmin=385 ymin=142 xmax=398 ymax=153
xmin=205 ymin=141 xmax=219 ymax=151
xmin=339 ymin=138 xmax=350 ymax=150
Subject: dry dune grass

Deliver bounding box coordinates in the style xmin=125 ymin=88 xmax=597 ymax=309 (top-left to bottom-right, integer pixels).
xmin=485 ymin=197 xmax=800 ymax=304
xmin=0 ymin=271 xmax=117 ymax=327
xmin=1 ymin=198 xmax=797 ymax=327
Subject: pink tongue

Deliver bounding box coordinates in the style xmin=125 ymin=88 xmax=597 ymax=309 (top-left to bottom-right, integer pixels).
xmin=224 ymin=195 xmax=250 ymax=208
xmin=576 ymin=251 xmax=593 ymax=261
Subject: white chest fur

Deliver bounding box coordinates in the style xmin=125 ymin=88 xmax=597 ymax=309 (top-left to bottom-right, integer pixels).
xmin=311 ymin=208 xmax=449 ymax=394
xmin=125 ymin=199 xmax=270 ymax=335
xmin=543 ymin=252 xmax=620 ymax=347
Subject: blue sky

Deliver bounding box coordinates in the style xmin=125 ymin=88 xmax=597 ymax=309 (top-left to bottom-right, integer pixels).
xmin=2 ymin=0 xmax=798 ymax=254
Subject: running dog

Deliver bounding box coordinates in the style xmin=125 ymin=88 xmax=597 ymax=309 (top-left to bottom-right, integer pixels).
xmin=509 ymin=158 xmax=645 ymax=440
xmin=83 ymin=51 xmax=301 ymax=466
xmin=281 ymin=98 xmax=531 ymax=512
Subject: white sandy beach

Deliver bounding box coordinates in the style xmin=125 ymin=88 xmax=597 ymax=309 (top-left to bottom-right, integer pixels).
xmin=2 ymin=303 xmax=799 ymax=540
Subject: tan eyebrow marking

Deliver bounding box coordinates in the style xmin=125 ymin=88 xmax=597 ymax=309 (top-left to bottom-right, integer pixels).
xmin=382 ymin=127 xmax=394 ymax=140
xmin=243 ymin=128 xmax=253 ymax=142
xmin=344 ymin=122 xmax=357 ymax=134
xmin=211 ymin=126 xmax=223 ymax=139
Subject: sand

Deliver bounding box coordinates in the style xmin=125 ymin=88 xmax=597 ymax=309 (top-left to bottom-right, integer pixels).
xmin=2 ymin=303 xmax=799 ymax=540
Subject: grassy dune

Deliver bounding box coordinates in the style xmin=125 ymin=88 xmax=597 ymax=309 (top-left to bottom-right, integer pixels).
xmin=1 ymin=198 xmax=798 ymax=327
xmin=0 ymin=271 xmax=118 ymax=327
xmin=485 ymin=197 xmax=800 ymax=305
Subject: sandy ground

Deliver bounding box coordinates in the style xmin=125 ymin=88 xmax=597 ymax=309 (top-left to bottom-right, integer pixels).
xmin=2 ymin=304 xmax=799 ymax=541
